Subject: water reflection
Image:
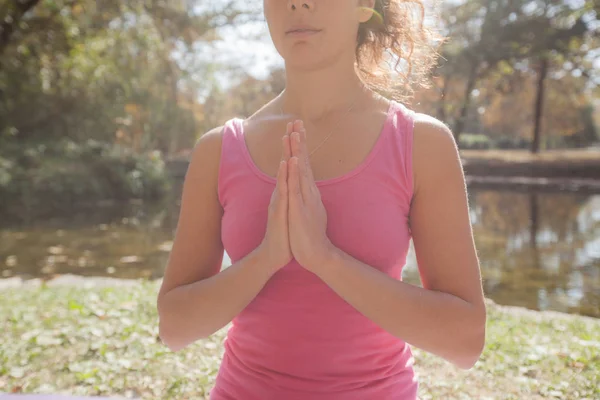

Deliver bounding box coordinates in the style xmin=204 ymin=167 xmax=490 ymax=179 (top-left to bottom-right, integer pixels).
xmin=0 ymin=202 xmax=179 ymax=281
xmin=1 ymin=189 xmax=599 ymax=317
xmin=403 ymin=191 xmax=600 ymax=317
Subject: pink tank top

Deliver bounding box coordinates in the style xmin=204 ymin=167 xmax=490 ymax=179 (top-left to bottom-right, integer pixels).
xmin=210 ymin=100 xmax=418 ymax=400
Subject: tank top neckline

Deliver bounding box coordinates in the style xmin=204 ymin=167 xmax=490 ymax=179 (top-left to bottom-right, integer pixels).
xmin=234 ymin=99 xmax=398 ymax=187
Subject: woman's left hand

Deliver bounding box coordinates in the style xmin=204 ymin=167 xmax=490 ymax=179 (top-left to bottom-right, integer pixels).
xmin=287 ymin=120 xmax=335 ymax=273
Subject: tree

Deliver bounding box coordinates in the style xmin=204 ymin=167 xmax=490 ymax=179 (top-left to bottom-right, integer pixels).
xmin=0 ymin=0 xmax=256 ymax=154
xmin=432 ymin=0 xmax=597 ymax=151
xmin=0 ymin=0 xmax=42 ymax=56
xmin=511 ymin=1 xmax=595 ymax=152
xmin=435 ymin=0 xmax=525 ymax=142
xmin=481 ymin=67 xmax=595 ymax=147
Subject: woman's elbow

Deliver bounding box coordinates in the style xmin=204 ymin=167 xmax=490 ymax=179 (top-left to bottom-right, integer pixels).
xmin=454 ymin=339 xmax=485 ymax=370
xmin=157 ymin=306 xmax=214 ymax=351
xmin=157 ymin=297 xmax=195 ymax=352
xmin=454 ymin=316 xmax=486 ymax=370
xmin=158 ymin=316 xmax=188 ymax=352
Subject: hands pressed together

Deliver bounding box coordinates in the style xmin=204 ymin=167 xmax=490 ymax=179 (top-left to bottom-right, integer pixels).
xmin=260 ymin=120 xmax=337 ymax=275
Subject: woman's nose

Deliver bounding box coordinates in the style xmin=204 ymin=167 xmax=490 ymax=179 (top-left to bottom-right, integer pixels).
xmin=288 ymin=0 xmax=314 ymax=11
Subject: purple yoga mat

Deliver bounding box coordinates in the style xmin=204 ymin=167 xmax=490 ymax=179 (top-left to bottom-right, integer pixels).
xmin=0 ymin=396 xmax=128 ymax=399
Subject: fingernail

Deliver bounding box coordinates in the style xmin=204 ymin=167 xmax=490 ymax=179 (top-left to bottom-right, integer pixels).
xmin=294 ymin=132 xmax=300 ymax=142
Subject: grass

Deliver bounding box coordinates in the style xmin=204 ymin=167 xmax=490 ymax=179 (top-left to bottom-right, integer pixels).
xmin=1 ymin=278 xmax=599 ymax=400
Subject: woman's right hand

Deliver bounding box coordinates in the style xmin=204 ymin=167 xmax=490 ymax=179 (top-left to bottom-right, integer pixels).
xmin=257 ymin=122 xmax=293 ymax=273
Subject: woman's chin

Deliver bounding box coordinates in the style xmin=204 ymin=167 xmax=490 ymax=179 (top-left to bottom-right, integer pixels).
xmin=282 ymin=55 xmax=328 ymax=72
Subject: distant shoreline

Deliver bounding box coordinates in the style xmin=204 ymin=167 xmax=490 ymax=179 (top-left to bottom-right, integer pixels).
xmin=461 ymin=149 xmax=600 ymax=179
xmin=167 ymin=149 xmax=600 ymax=193
xmin=465 ymin=175 xmax=600 ymax=193
xmin=461 ymin=150 xmax=600 ymax=193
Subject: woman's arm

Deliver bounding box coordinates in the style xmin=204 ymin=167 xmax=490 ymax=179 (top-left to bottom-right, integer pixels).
xmin=303 ymin=116 xmax=486 ymax=369
xmin=156 ymin=127 xmax=277 ymax=352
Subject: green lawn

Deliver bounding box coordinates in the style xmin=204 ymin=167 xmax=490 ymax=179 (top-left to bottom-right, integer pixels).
xmin=1 ymin=279 xmax=598 ymax=399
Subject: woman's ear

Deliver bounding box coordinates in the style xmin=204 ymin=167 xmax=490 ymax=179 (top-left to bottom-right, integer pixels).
xmin=357 ymin=0 xmax=376 ymax=23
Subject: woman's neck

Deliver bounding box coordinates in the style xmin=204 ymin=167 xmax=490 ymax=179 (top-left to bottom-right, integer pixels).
xmin=280 ymin=55 xmax=372 ymax=123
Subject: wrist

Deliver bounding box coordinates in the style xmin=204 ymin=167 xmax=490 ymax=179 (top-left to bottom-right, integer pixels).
xmin=253 ymin=243 xmax=285 ymax=278
xmin=311 ymin=242 xmax=342 ymax=276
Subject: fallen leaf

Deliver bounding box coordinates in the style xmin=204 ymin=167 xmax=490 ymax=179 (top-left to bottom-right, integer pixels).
xmin=120 ymin=255 xmax=142 ymax=263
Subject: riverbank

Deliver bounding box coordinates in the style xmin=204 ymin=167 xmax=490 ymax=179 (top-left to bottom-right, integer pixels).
xmin=461 ymin=149 xmax=600 ymax=178
xmin=461 ymin=149 xmax=600 ymax=193
xmin=166 ymin=149 xmax=600 ymax=193
xmin=1 ymin=277 xmax=598 ymax=399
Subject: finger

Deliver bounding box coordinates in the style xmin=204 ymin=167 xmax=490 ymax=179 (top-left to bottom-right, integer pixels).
xmin=297 ymin=120 xmax=309 ymax=159
xmin=288 ymin=157 xmax=303 ymax=210
xmin=299 ymin=126 xmax=316 ymax=184
xmin=294 ymin=120 xmax=314 ymax=182
xmin=290 ymin=131 xmax=311 ymax=202
xmin=292 ymin=119 xmax=305 ymax=160
xmin=291 ymin=128 xmax=301 ymax=159
xmin=295 ymin=121 xmax=316 ymax=196
xmin=282 ymin=123 xmax=292 ymax=162
xmin=282 ymin=135 xmax=292 ymax=163
xmin=277 ymin=159 xmax=288 ymax=198
xmin=297 ymin=140 xmax=313 ymax=202
xmin=274 ymin=160 xmax=288 ymax=217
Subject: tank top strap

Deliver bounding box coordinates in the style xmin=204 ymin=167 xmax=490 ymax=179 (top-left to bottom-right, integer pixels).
xmin=217 ymin=117 xmax=247 ymax=207
xmin=394 ymin=101 xmax=416 ymax=200
xmin=376 ymin=100 xmax=416 ymax=206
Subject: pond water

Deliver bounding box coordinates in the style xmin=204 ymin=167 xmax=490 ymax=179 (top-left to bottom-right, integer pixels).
xmin=1 ymin=188 xmax=599 ymax=318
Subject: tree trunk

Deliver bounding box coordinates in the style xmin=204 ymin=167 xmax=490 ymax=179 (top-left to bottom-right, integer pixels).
xmin=452 ymin=63 xmax=478 ymax=145
xmin=531 ymin=56 xmax=549 ymax=154
xmin=438 ymin=73 xmax=450 ymax=122
xmin=0 ymin=0 xmax=42 ymax=56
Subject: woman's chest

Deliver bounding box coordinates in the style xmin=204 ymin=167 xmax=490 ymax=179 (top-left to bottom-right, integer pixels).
xmin=221 ymin=178 xmax=412 ymax=273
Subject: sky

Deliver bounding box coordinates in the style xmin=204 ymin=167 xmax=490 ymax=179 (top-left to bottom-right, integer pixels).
xmin=194 ymin=0 xmax=282 ymax=90
xmin=212 ymin=21 xmax=282 ymax=80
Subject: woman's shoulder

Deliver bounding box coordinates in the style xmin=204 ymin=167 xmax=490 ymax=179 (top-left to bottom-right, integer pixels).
xmin=185 ymin=125 xmax=227 ymax=181
xmin=190 ymin=99 xmax=277 ymax=161
xmin=412 ymin=112 xmax=457 ymax=155
xmin=410 ymin=112 xmax=463 ymax=192
xmin=194 ymin=125 xmax=226 ymax=154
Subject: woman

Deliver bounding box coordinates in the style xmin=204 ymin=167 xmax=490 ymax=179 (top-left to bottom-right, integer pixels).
xmin=157 ymin=1 xmax=486 ymax=399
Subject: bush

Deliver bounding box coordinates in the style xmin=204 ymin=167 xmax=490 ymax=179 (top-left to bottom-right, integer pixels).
xmin=459 ymin=133 xmax=492 ymax=150
xmin=0 ymin=140 xmax=171 ymax=220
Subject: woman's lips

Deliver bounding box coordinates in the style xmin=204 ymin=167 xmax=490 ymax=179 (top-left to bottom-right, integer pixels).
xmin=286 ymin=29 xmax=321 ymax=38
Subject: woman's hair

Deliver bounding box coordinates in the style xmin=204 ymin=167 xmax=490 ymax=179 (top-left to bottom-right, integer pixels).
xmin=356 ymin=0 xmax=445 ymax=103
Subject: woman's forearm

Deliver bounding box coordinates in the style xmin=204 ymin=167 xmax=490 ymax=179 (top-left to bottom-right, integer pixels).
xmin=315 ymin=247 xmax=486 ymax=369
xmin=158 ymin=247 xmax=274 ymax=352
